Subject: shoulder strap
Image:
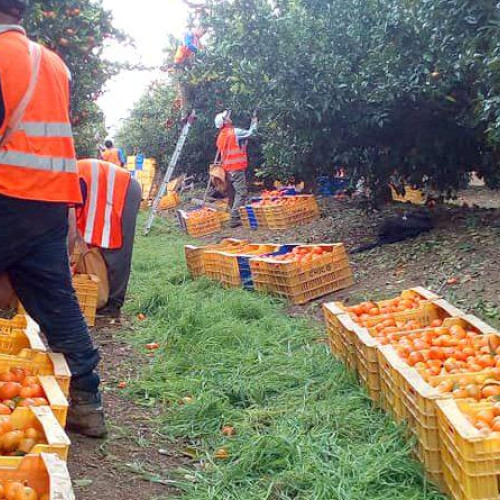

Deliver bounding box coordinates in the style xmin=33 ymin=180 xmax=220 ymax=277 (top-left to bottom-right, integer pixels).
xmin=0 ymin=41 xmax=42 ymax=149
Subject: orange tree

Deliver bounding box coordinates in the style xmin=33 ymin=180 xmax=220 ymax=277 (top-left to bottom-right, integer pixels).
xmin=24 ymin=0 xmax=125 ymax=157
xmin=120 ymin=0 xmax=500 ymax=196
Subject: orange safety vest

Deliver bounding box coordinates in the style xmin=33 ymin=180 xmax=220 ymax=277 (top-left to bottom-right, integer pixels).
xmin=76 ymin=159 xmax=131 ymax=250
xmin=101 ymin=148 xmax=122 ymax=166
xmin=0 ymin=27 xmax=81 ymax=203
xmin=216 ymin=126 xmax=248 ymax=172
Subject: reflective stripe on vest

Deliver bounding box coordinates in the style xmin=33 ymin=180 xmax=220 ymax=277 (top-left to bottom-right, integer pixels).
xmin=101 ymin=165 xmax=116 ymax=248
xmin=0 ymin=151 xmax=76 ymax=172
xmin=20 ymin=121 xmax=73 ymax=138
xmin=84 ymin=160 xmax=100 ymax=243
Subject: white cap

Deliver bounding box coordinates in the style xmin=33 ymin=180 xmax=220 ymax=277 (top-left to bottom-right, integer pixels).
xmin=215 ymin=110 xmax=229 ymax=129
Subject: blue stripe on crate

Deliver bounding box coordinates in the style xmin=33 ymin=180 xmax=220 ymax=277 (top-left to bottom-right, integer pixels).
xmin=245 ymin=206 xmax=259 ymax=230
xmin=237 ymin=255 xmax=255 ymax=290
xmin=263 ymin=245 xmax=298 ymax=258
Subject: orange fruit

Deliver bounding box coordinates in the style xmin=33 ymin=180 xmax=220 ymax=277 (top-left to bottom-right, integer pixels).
xmin=476 ymin=409 xmax=495 ymax=426
xmin=0 ymin=382 xmax=21 ymax=401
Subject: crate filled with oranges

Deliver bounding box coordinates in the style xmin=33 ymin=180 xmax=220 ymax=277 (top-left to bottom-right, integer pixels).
xmin=250 ymin=244 xmax=353 ymax=304
xmin=177 ymin=207 xmax=223 ymax=238
xmin=0 ymin=453 xmax=75 ymax=500
xmin=184 ymin=239 xmax=248 ymax=278
xmin=240 ymin=195 xmax=320 ymax=230
xmin=203 ymin=244 xmax=282 ymax=290
xmin=158 ymin=191 xmax=180 ymax=211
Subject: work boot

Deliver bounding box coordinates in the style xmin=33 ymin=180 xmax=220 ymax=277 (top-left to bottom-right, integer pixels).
xmin=67 ymin=390 xmax=108 ymax=439
xmin=229 ymin=219 xmax=242 ymax=228
xmin=97 ymin=305 xmax=121 ymax=319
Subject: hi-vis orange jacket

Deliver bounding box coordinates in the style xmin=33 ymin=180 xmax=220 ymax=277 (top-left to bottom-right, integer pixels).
xmin=216 ymin=126 xmax=248 ymax=172
xmin=101 ymin=148 xmax=122 ymax=167
xmin=76 ymin=159 xmax=131 ymax=250
xmin=0 ymin=26 xmax=81 ymax=203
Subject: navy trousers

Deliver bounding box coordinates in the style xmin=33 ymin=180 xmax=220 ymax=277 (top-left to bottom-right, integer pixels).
xmin=0 ymin=195 xmax=100 ymax=394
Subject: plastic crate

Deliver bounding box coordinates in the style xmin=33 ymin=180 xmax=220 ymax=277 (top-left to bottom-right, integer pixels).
xmin=437 ymin=399 xmax=500 ymax=500
xmin=378 ymin=345 xmax=411 ymax=421
xmin=0 ymin=453 xmax=75 ymax=499
xmin=0 ymin=350 xmax=71 ymax=396
xmin=250 ymin=244 xmax=354 ymax=305
xmin=184 ymin=239 xmax=247 ymax=277
xmin=0 ymin=316 xmax=46 ymax=354
xmin=391 ymin=185 xmax=426 ymax=205
xmin=209 ymin=244 xmax=282 ymax=289
xmin=178 ymin=208 xmax=223 ymax=238
xmin=239 ymin=204 xmax=266 ymax=230
xmin=0 ymin=406 xmax=71 ymax=466
xmin=73 ymin=274 xmax=99 ymax=327
xmin=260 ymin=195 xmax=320 ymax=230
xmin=158 ymin=191 xmax=180 ymax=210
xmin=0 ymin=314 xmax=27 ymax=334
xmin=38 ymin=375 xmax=69 ymax=427
xmin=354 ymin=301 xmax=464 ymax=405
xmin=323 ymin=307 xmax=360 ymax=369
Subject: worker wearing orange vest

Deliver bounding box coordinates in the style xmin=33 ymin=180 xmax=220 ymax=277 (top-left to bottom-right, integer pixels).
xmin=74 ymin=160 xmax=142 ymax=316
xmin=215 ymin=110 xmax=258 ymax=227
xmin=101 ymin=140 xmax=125 ymax=168
xmin=0 ymin=0 xmax=105 ymax=438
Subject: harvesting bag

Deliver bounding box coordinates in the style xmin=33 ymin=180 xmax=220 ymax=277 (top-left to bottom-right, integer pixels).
xmin=73 ymin=241 xmax=109 ymax=309
xmin=209 ymin=164 xmax=228 ymax=195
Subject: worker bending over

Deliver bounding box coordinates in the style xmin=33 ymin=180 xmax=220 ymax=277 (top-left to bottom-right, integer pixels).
xmin=72 ymin=160 xmax=142 ymax=318
xmin=0 ymin=0 xmax=105 ymax=437
xmin=101 ymin=140 xmax=125 ymax=168
xmin=215 ymin=110 xmax=258 ymax=227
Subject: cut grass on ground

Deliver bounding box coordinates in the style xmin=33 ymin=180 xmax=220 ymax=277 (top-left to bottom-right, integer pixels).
xmin=123 ymin=220 xmax=446 ymax=500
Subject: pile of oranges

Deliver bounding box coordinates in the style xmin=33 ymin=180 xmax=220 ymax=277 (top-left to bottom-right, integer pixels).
xmin=0 ymin=420 xmax=44 ymax=457
xmin=266 ymin=246 xmax=327 ymax=265
xmin=464 ymin=404 xmax=500 ymax=435
xmin=344 ymin=290 xmax=426 ymax=328
xmin=389 ymin=323 xmax=500 ymax=379
xmin=0 ymin=481 xmax=47 ymax=499
xmin=185 ymin=207 xmax=216 ymax=220
xmin=430 ymin=370 xmax=500 ymax=400
xmin=0 ymin=368 xmax=48 ymax=414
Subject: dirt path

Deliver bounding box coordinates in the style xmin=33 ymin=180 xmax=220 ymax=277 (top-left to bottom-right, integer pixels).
xmin=69 ymin=319 xmax=186 ymax=500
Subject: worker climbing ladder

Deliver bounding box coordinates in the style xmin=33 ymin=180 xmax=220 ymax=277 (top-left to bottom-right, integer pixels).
xmin=143 ymin=109 xmax=197 ymax=235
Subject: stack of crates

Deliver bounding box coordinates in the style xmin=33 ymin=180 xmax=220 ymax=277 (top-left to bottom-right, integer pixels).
xmin=323 ymin=288 xmax=500 ymax=497
xmin=250 ymin=244 xmax=353 ymax=304
xmin=0 ymin=313 xmax=75 ymax=497
xmin=127 ymin=156 xmax=157 ymax=200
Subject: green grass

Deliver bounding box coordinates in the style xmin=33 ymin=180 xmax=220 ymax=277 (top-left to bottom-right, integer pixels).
xmin=123 ymin=220 xmax=446 ymax=500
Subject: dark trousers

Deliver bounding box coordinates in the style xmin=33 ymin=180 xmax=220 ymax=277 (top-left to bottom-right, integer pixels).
xmin=101 ymin=178 xmax=142 ymax=310
xmin=0 ymin=195 xmax=100 ymax=394
xmin=227 ymin=170 xmax=248 ymax=221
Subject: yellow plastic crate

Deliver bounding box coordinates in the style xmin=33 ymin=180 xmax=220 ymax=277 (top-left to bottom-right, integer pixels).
xmin=0 ymin=316 xmax=46 ymax=354
xmin=0 ymin=453 xmax=74 ymax=499
xmin=261 ymin=195 xmax=320 ymax=230
xmin=0 ymin=350 xmax=71 ymax=396
xmin=209 ymin=244 xmax=281 ymax=289
xmin=0 ymin=406 xmax=71 ymax=466
xmin=0 ymin=314 xmax=27 ymax=334
xmin=158 ymin=191 xmax=180 ymax=211
xmin=437 ymin=399 xmax=500 ymax=500
xmin=391 ymin=185 xmax=426 ymax=205
xmin=73 ymin=274 xmax=99 ymax=327
xmin=184 ymin=239 xmax=247 ymax=278
xmin=178 ymin=208 xmax=223 ymax=238
xmin=250 ymin=244 xmax=354 ymax=305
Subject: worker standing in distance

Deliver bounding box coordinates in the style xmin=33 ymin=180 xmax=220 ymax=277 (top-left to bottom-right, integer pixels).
xmin=101 ymin=139 xmax=125 ymax=168
xmin=70 ymin=159 xmax=142 ymax=318
xmin=0 ymin=0 xmax=105 ymax=437
xmin=215 ymin=110 xmax=258 ymax=228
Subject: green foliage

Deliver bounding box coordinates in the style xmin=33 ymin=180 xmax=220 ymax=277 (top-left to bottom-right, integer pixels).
xmin=122 ymin=219 xmax=445 ymax=499
xmin=119 ymin=0 xmax=500 ymax=194
xmin=24 ymin=0 xmax=125 ymax=156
